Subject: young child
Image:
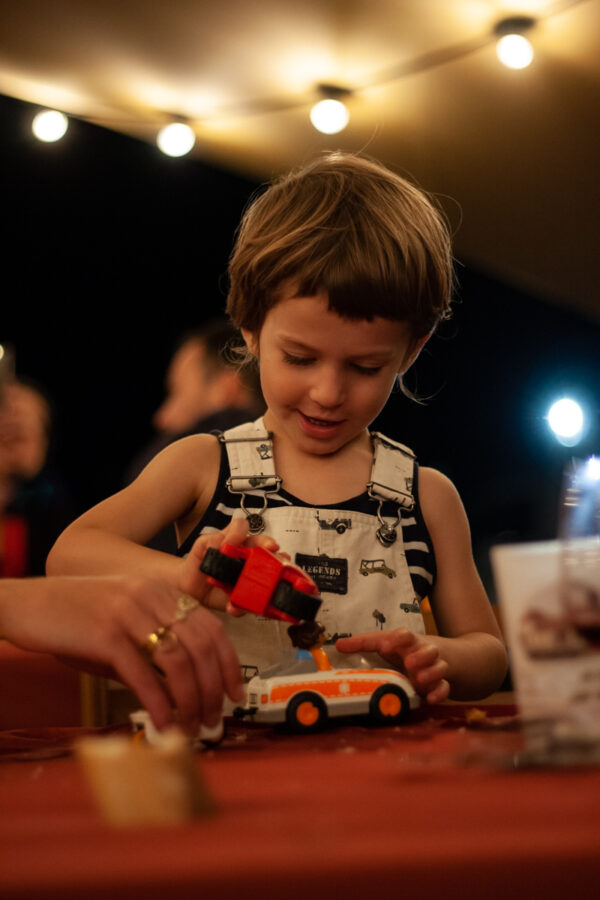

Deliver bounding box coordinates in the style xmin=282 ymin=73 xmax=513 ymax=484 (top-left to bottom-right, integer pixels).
xmin=48 ymin=153 xmax=507 ymax=718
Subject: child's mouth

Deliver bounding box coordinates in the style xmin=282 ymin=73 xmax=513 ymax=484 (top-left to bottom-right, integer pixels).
xmin=304 ymin=414 xmax=341 ymax=426
xmin=298 ymin=411 xmax=344 ymax=435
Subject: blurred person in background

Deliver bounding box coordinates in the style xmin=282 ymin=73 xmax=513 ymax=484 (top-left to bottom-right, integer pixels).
xmin=126 ymin=318 xmax=264 ymax=482
xmin=0 ymin=378 xmax=74 ymax=576
xmin=126 ymin=319 xmax=264 ymax=553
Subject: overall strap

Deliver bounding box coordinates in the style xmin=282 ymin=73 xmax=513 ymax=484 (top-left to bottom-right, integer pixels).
xmin=367 ymin=433 xmax=416 ymax=547
xmin=219 ymin=418 xmax=280 ymax=533
xmin=368 ymin=433 xmax=416 ymax=509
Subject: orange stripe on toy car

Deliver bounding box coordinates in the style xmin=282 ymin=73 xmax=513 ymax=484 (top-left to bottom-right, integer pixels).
xmin=270 ymin=679 xmax=386 ymax=703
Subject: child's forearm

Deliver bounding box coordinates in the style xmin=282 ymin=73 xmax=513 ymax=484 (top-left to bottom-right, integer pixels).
xmin=46 ymin=526 xmax=182 ymax=584
xmin=425 ymin=632 xmax=508 ymax=700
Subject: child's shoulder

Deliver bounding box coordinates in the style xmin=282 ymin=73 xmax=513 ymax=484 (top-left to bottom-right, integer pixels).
xmin=148 ymin=431 xmax=221 ymax=468
xmin=132 ymin=432 xmax=223 ymax=531
xmin=134 ymin=432 xmax=222 ymax=496
xmin=418 ymin=466 xmax=469 ymax=531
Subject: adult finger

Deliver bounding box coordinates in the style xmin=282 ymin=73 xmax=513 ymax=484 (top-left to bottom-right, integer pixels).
xmin=110 ymin=638 xmax=177 ymax=731
xmin=124 ymin=588 xmax=202 ymax=727
xmin=152 ymin=633 xmax=207 ymax=729
xmin=173 ymin=608 xmax=242 ymax=722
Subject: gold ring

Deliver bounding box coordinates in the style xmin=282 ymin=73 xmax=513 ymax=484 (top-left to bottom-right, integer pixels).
xmin=142 ymin=626 xmax=178 ymax=656
xmin=173 ymin=593 xmax=200 ymax=623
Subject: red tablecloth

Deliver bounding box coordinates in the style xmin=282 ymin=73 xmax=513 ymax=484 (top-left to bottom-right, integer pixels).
xmin=0 ymin=644 xmax=81 ymax=729
xmin=1 ymin=706 xmax=599 ymax=900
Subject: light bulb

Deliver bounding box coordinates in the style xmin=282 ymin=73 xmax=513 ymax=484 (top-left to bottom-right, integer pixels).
xmin=157 ymin=122 xmax=195 ymax=157
xmin=310 ymin=99 xmax=349 ymax=135
xmin=548 ymin=398 xmax=584 ymax=442
xmin=32 ymin=110 xmax=69 ymax=142
xmin=496 ymin=34 xmax=534 ymax=69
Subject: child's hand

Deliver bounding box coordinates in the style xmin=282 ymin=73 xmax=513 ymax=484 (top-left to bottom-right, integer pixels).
xmin=336 ymin=629 xmax=450 ymax=704
xmin=178 ymin=518 xmax=281 ymax=615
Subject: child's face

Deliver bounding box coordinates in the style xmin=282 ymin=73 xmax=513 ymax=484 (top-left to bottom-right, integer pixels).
xmin=243 ymin=287 xmax=423 ymax=456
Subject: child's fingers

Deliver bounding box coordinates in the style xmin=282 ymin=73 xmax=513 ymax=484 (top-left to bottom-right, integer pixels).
xmin=178 ymin=542 xmax=221 ymax=604
xmin=414 ymin=658 xmax=449 ymax=689
xmin=222 ymin=518 xmax=280 ymax=553
xmin=247 ymin=534 xmax=280 ymax=552
xmin=337 ymin=628 xmax=415 ymax=657
xmin=221 ymin=518 xmax=250 ymax=545
xmin=335 ymin=634 xmax=380 ymax=654
xmin=226 ymin=600 xmax=246 ymax=617
xmin=378 ymin=629 xmax=418 ymax=658
xmin=425 ymin=679 xmax=450 ymax=704
xmin=402 ymin=642 xmax=439 ymax=674
xmin=180 ymin=527 xmax=247 ymax=603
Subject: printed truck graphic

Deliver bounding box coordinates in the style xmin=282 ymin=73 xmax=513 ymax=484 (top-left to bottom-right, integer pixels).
xmin=359 ymin=558 xmax=396 ymax=579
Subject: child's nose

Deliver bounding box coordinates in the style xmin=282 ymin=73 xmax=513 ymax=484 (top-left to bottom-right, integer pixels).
xmin=309 ymin=366 xmax=345 ymax=408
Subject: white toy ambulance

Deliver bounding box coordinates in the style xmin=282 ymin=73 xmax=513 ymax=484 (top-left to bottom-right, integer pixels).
xmin=234 ymin=658 xmax=420 ymax=732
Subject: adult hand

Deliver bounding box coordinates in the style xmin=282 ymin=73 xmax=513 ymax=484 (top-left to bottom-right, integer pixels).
xmin=0 ymin=574 xmax=243 ymax=731
xmin=336 ymin=628 xmax=450 ymax=704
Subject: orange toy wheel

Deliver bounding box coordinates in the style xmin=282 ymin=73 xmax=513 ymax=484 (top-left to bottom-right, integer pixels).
xmin=369 ymin=684 xmax=409 ymax=725
xmin=286 ymin=692 xmax=328 ymax=733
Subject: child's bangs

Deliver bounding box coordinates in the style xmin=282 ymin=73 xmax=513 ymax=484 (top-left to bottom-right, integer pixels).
xmin=292 ymin=231 xmax=434 ymax=333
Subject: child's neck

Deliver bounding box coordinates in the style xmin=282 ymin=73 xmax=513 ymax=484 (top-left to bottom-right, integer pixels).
xmin=265 ymin=420 xmax=373 ymax=506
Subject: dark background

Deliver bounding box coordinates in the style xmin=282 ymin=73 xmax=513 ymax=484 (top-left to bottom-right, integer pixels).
xmin=2 ymin=92 xmax=599 ymax=596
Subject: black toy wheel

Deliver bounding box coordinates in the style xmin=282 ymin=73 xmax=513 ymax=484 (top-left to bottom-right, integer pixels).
xmin=271 ymin=581 xmax=321 ymax=621
xmin=286 ymin=692 xmax=328 ymax=732
xmin=199 ymin=547 xmax=245 ymax=585
xmin=369 ymin=684 xmax=409 ymax=725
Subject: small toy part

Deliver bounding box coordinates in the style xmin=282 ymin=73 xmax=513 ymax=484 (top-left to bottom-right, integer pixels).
xmin=200 ymin=542 xmax=321 ymax=623
xmin=130 ymin=709 xmax=224 ymax=748
xmin=234 ymin=660 xmax=419 ymax=733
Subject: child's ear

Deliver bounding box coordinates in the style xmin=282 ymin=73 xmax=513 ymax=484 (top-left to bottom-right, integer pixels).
xmin=399 ymin=333 xmax=431 ymax=374
xmin=241 ymin=328 xmax=259 ymax=357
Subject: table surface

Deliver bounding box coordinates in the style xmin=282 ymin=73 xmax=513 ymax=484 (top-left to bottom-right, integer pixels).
xmin=2 ymin=701 xmax=600 ymax=900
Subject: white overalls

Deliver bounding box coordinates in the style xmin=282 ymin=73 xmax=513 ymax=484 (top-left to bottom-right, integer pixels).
xmin=197 ymin=418 xmax=431 ymax=673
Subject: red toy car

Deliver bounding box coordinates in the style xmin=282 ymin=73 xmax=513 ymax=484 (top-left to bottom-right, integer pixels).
xmin=200 ymin=542 xmax=321 ymax=624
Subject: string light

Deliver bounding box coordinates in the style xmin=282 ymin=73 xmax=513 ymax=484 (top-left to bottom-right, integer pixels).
xmin=156 ymin=122 xmax=195 ymax=157
xmin=494 ymin=16 xmax=536 ymax=69
xmin=32 ymin=109 xmax=69 ymax=142
xmin=309 ymin=85 xmax=351 ymax=134
xmin=23 ymin=6 xmax=576 ymax=152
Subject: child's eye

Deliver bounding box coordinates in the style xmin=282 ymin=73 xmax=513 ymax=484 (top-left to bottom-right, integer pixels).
xmin=353 ymin=364 xmax=382 ymax=376
xmin=283 ymin=352 xmax=314 ymax=366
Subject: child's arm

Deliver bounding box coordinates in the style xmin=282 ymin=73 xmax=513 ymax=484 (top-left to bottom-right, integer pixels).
xmin=337 ymin=468 xmax=508 ymax=702
xmin=47 ymin=434 xmax=279 ymax=603
xmin=47 ymin=435 xmax=220 ymax=583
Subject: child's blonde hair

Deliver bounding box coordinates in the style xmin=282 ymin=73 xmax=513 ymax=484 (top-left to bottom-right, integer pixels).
xmin=227 ymin=152 xmax=454 ymax=340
